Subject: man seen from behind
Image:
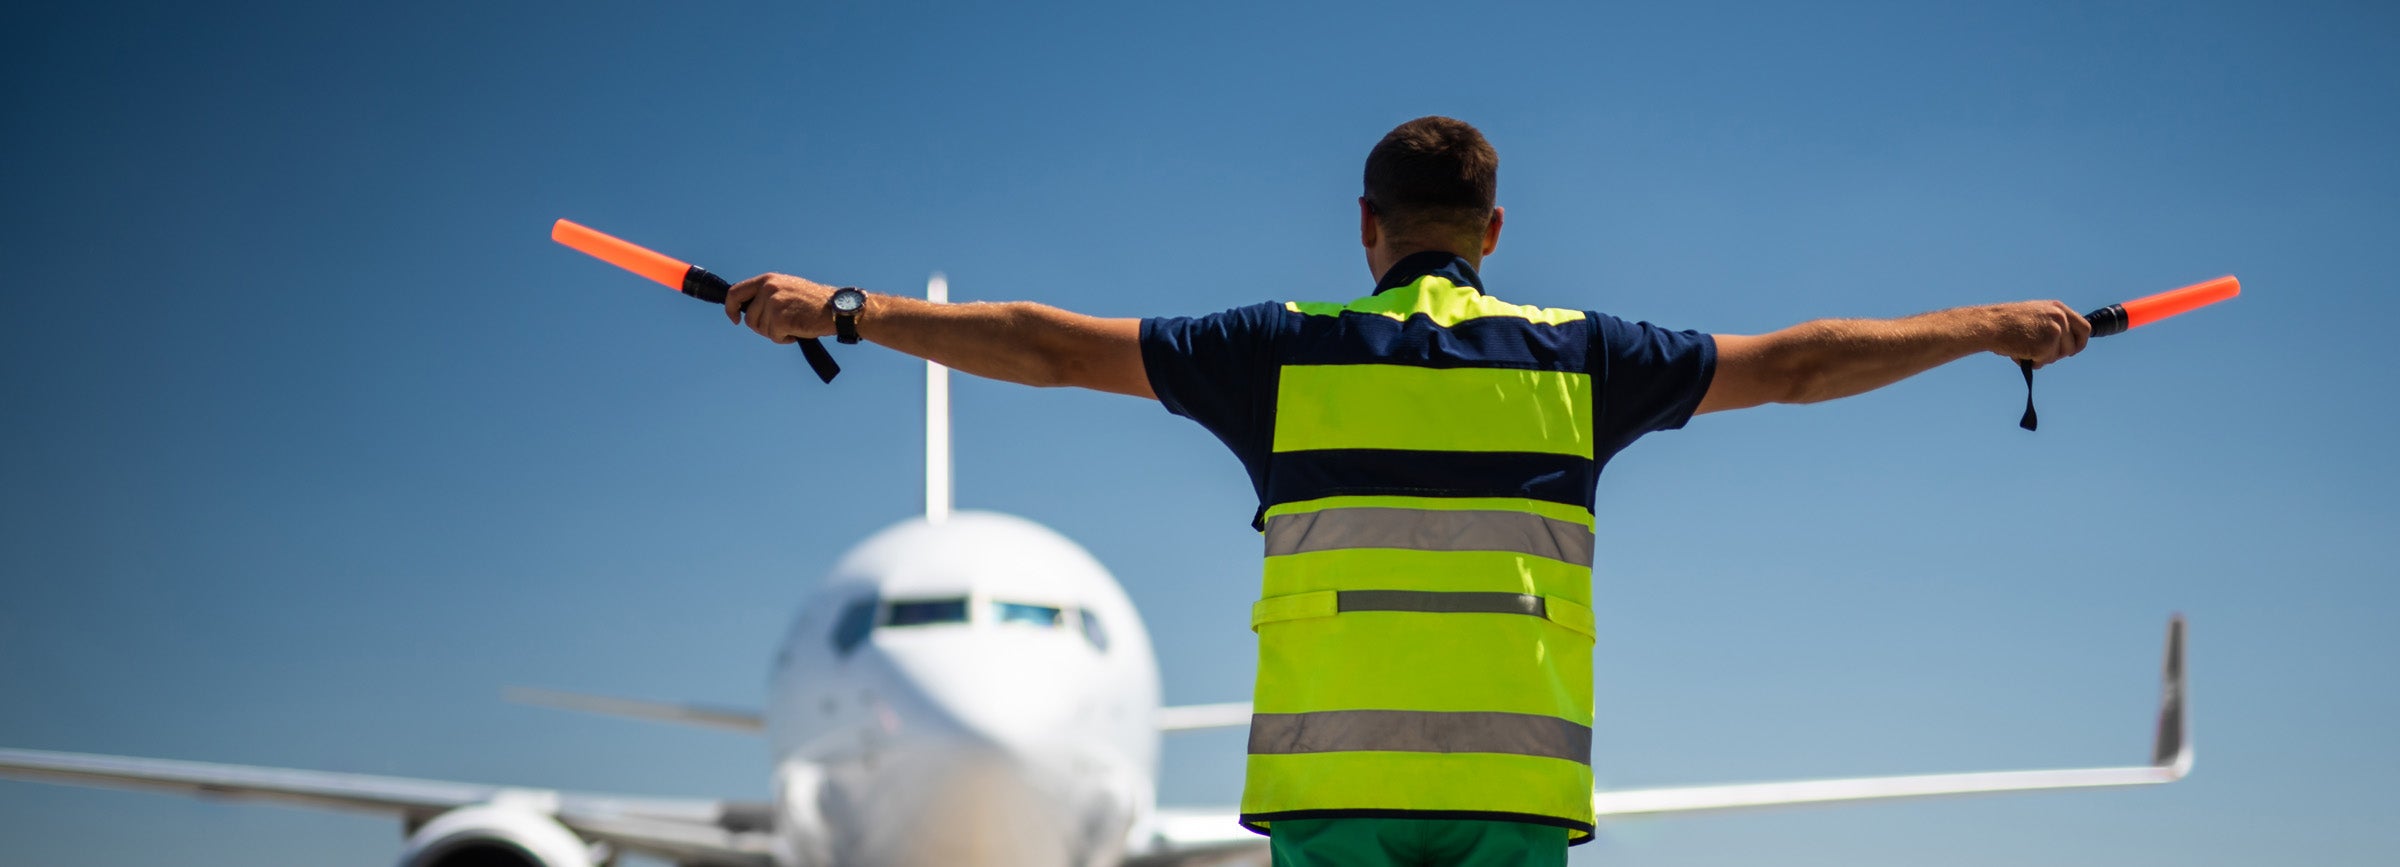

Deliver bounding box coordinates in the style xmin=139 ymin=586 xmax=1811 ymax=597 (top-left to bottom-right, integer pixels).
xmin=724 ymin=116 xmax=2091 ymax=866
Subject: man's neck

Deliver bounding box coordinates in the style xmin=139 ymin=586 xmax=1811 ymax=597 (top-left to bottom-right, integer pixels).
xmin=1371 ymin=246 xmax=1481 ymax=282
xmin=1371 ymin=249 xmax=1488 ymax=296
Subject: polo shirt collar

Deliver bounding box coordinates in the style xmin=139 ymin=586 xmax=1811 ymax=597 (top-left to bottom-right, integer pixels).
xmin=1373 ymin=251 xmax=1485 ymax=295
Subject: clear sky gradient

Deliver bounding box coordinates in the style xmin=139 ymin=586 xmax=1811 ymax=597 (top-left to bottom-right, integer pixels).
xmin=2 ymin=1 xmax=2394 ymax=864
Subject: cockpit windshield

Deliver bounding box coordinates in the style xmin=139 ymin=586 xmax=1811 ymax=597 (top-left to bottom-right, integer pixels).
xmin=885 ymin=598 xmax=971 ymax=627
xmin=993 ymin=601 xmax=1063 ymax=628
xmin=838 ymin=595 xmax=1104 ymax=654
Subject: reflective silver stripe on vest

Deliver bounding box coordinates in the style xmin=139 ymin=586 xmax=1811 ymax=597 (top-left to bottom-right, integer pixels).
xmin=1339 ymin=590 xmax=1545 ymax=618
xmin=1263 ymin=508 xmax=1595 ymax=566
xmin=1248 ymin=710 xmax=1592 ymax=764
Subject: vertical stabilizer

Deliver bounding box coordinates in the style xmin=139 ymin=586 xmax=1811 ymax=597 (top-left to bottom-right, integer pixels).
xmin=925 ymin=273 xmax=952 ymax=524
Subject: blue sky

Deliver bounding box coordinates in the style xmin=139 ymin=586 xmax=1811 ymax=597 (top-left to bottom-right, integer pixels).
xmin=2 ymin=0 xmax=2394 ymax=863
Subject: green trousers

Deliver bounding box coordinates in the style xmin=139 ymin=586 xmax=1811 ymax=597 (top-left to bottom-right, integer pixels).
xmin=1268 ymin=818 xmax=1569 ymax=866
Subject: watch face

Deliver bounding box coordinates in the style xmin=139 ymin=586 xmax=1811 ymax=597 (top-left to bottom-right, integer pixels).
xmin=832 ymin=288 xmax=865 ymax=313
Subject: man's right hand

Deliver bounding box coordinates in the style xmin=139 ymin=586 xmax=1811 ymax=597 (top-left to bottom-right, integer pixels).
xmin=1980 ymin=300 xmax=2093 ymax=368
xmin=724 ymin=272 xmax=840 ymax=345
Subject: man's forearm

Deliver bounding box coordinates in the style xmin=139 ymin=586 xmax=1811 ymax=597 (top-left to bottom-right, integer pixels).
xmin=857 ymin=294 xmax=1153 ymax=397
xmin=856 ymin=295 xmax=1069 ymax=385
xmin=1707 ymin=300 xmax=2088 ymax=412
xmin=721 ymin=273 xmax=1155 ymax=398
xmin=1769 ymin=308 xmax=1998 ymax=404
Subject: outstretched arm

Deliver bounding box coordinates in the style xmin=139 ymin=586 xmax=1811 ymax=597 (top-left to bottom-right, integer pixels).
xmin=1696 ymin=301 xmax=2090 ymax=414
xmin=722 ymin=273 xmax=1155 ymax=399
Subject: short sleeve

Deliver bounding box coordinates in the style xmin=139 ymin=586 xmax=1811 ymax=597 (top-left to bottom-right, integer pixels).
xmin=1139 ymin=302 xmax=1291 ymax=471
xmin=1588 ymin=312 xmax=1717 ymax=463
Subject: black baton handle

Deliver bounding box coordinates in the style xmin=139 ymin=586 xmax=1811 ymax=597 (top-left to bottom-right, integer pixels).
xmin=680 ymin=267 xmax=840 ymax=383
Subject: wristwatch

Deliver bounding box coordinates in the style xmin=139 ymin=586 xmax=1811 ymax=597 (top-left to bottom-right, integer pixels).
xmin=830 ymin=287 xmax=866 ymax=344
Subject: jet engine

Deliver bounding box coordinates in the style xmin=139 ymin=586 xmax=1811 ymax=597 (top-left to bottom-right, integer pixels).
xmin=398 ymin=803 xmax=597 ymax=867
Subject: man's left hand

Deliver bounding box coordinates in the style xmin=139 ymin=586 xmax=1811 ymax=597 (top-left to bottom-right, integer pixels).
xmin=724 ymin=273 xmax=839 ymax=343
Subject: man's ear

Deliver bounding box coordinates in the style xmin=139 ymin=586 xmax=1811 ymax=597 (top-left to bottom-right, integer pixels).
xmin=1482 ymin=206 xmax=1505 ymax=256
xmin=1359 ymin=197 xmax=1380 ymax=250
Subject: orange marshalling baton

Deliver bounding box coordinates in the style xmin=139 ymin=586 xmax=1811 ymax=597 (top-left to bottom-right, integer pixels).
xmin=551 ymin=219 xmax=839 ymax=383
xmin=2017 ymin=275 xmax=2240 ymax=430
xmin=2091 ymin=275 xmax=2241 ymax=335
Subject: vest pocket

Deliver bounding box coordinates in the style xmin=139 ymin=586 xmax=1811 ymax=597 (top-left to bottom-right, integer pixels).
xmin=1251 ymin=590 xmax=1340 ymax=630
xmin=1541 ymin=595 xmax=1596 ymax=640
xmin=1253 ymin=589 xmax=1595 ymax=640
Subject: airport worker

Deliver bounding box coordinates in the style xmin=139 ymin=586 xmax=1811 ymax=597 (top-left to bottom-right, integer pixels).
xmin=722 ymin=116 xmax=2091 ymax=866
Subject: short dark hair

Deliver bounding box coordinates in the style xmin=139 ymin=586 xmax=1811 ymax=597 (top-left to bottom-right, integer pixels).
xmin=1363 ymin=116 xmax=1498 ymax=241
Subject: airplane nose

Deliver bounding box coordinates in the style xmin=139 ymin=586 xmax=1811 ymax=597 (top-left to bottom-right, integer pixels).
xmin=876 ymin=633 xmax=1091 ymax=749
xmin=856 ymin=634 xmax=1100 ymax=866
xmin=887 ymin=744 xmax=1080 ymax=866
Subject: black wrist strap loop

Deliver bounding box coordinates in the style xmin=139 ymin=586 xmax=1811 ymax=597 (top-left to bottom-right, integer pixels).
xmin=2018 ymin=359 xmax=2038 ymax=431
xmin=796 ymin=338 xmax=840 ymax=383
xmin=2014 ymin=305 xmax=2124 ymax=431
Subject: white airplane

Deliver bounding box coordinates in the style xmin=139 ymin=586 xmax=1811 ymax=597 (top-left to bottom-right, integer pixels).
xmin=0 ymin=276 xmax=2192 ymax=866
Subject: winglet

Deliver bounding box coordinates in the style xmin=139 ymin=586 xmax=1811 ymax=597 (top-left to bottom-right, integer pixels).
xmin=2154 ymin=614 xmax=2193 ymax=778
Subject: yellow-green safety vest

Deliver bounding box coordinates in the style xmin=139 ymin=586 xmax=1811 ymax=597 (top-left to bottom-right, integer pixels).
xmin=1239 ymin=266 xmax=1601 ymax=841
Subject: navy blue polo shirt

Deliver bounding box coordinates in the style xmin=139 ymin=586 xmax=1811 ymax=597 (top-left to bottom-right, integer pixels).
xmin=1139 ymin=252 xmax=1715 ymax=521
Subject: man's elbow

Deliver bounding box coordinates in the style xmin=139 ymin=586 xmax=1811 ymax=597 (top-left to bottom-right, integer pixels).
xmin=1023 ymin=353 xmax=1080 ymax=389
xmin=1041 ymin=349 xmax=1148 ymax=394
xmin=1777 ymin=360 xmax=1843 ymax=404
xmin=1025 ymin=308 xmax=1147 ymax=395
xmin=1736 ymin=333 xmax=1833 ymax=406
xmin=1763 ymin=323 xmax=1856 ymax=405
xmin=984 ymin=303 xmax=1075 ymax=388
xmin=1021 ymin=336 xmax=1105 ymax=390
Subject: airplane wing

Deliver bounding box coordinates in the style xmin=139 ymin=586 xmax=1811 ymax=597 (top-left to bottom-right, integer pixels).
xmin=1132 ymin=704 xmax=1266 ymax=863
xmin=1129 ymin=618 xmax=2182 ymax=857
xmin=1125 ymin=807 xmax=1267 ymax=866
xmin=505 ymin=686 xmax=765 ymax=733
xmin=0 ymin=747 xmax=777 ymax=865
xmin=1156 ymin=702 xmax=1252 ymax=732
xmin=1591 ymin=615 xmax=2191 ymax=818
